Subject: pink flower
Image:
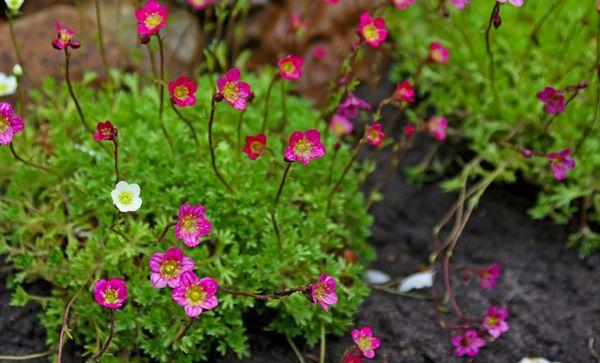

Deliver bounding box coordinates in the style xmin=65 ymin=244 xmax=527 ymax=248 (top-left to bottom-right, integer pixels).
xmin=168 ymin=76 xmax=198 ymax=107
xmin=343 ymin=352 xmax=363 ymax=363
xmin=548 ymin=148 xmax=575 ymax=181
xmin=172 ymin=272 xmax=218 ymax=318
xmin=278 ymin=55 xmax=304 ymax=80
xmin=392 ymin=81 xmax=415 ymax=103
xmin=188 ymin=0 xmax=215 ymax=10
xmin=93 ymin=121 xmax=117 ymax=142
xmin=483 ymin=306 xmax=509 ymax=339
xmin=217 ymin=68 xmax=252 ymax=111
xmin=429 ymin=42 xmax=449 ymax=64
xmin=537 ymin=87 xmax=565 ymax=115
xmin=148 ymin=247 xmax=195 ymax=288
xmin=338 ymin=94 xmax=371 ymax=120
xmin=426 ymin=116 xmax=448 ymax=141
xmin=449 ymin=0 xmax=471 ymax=9
xmin=392 ymin=0 xmax=415 ymax=9
xmin=452 ymin=330 xmax=485 ymax=357
xmin=311 ymin=273 xmax=338 ymax=312
xmin=352 ymin=326 xmax=381 ymax=359
xmin=174 ymin=203 xmax=212 ymax=247
xmin=323 ymin=0 xmax=339 ymax=3
xmin=358 ymin=12 xmax=388 ymax=47
xmin=243 ymin=133 xmax=267 ymax=160
xmin=366 ymin=123 xmax=385 ymax=147
xmin=93 ymin=278 xmax=128 ymax=310
xmin=404 ymin=124 xmax=416 ymax=137
xmin=479 ymin=263 xmax=501 ymax=290
xmin=52 ymin=23 xmax=80 ymax=50
xmin=135 ymin=0 xmax=168 ymax=36
xmin=284 ymin=129 xmax=326 ymax=165
xmin=290 ymin=13 xmax=307 ymax=33
xmin=0 ymin=102 xmax=24 ymax=145
xmin=497 ymin=0 xmax=524 ymax=7
xmin=313 ymin=47 xmax=327 ymax=59
xmin=329 ymin=114 xmax=353 ymax=137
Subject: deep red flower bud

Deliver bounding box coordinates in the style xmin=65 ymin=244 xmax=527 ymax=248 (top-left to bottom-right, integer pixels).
xmin=248 ymin=91 xmax=255 ymax=102
xmin=214 ymin=92 xmax=224 ymax=102
xmin=521 ymin=149 xmax=533 ymax=158
xmin=69 ymin=41 xmax=81 ymax=49
xmin=334 ymin=142 xmax=341 ymax=151
xmin=493 ymin=13 xmax=502 ymax=29
xmin=139 ymin=35 xmax=151 ymax=44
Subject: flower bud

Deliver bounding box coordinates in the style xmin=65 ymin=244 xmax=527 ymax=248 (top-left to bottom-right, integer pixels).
xmin=69 ymin=41 xmax=81 ymax=49
xmin=521 ymin=149 xmax=533 ymax=158
xmin=139 ymin=35 xmax=151 ymax=45
xmin=214 ymin=92 xmax=224 ymax=102
xmin=12 ymin=64 xmax=23 ymax=77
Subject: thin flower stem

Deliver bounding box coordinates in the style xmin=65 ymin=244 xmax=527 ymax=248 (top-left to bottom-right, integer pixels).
xmin=64 ymin=49 xmax=93 ymax=134
xmin=326 ymin=139 xmax=366 ymax=215
xmin=326 ymin=146 xmax=340 ymax=185
xmin=9 ymin=142 xmax=62 ymax=178
xmin=485 ymin=2 xmax=501 ymax=99
xmin=91 ymin=310 xmax=116 ymax=362
xmin=286 ymin=335 xmax=306 ymax=363
xmin=156 ymin=33 xmax=174 ymax=152
xmin=170 ymin=102 xmax=200 ymax=148
xmin=94 ymin=0 xmax=109 ymax=80
xmin=319 ymin=323 xmax=326 ymax=363
xmin=271 ymin=162 xmax=293 ymax=244
xmin=0 ymin=351 xmax=53 ymax=361
xmin=221 ymin=283 xmax=312 ymax=300
xmin=157 ymin=221 xmax=177 ymax=244
xmin=236 ymin=110 xmax=246 ymax=153
xmin=112 ymin=139 xmax=120 ymax=185
xmin=172 ymin=318 xmax=196 ymax=346
xmin=261 ymin=73 xmax=278 ymax=133
xmin=281 ymin=81 xmax=288 ymax=130
xmin=208 ymin=93 xmax=234 ymax=192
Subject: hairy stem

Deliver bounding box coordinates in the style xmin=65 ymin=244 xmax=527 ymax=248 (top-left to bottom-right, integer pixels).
xmin=156 ymin=33 xmax=174 ymax=152
xmin=170 ymin=102 xmax=200 ymax=148
xmin=9 ymin=143 xmax=62 ymax=178
xmin=236 ymin=110 xmax=246 ymax=154
xmin=261 ymin=74 xmax=278 ymax=133
xmin=271 ymin=162 xmax=293 ymax=244
xmin=112 ymin=139 xmax=120 ymax=185
xmin=326 ymin=139 xmax=365 ymax=214
xmin=91 ymin=310 xmax=116 ymax=361
xmin=94 ymin=0 xmax=109 ymax=80
xmin=221 ymin=283 xmax=312 ymax=300
xmin=64 ymin=49 xmax=93 ymax=134
xmin=208 ymin=94 xmax=234 ymax=192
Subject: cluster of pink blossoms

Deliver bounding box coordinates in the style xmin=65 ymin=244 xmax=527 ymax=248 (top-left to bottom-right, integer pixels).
xmin=452 ymin=305 xmax=510 ymax=357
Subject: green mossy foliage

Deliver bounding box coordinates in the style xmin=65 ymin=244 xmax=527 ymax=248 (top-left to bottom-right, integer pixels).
xmin=0 ymin=72 xmax=374 ymax=361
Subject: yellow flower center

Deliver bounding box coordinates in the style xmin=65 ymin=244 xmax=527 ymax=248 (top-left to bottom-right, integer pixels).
xmin=145 ymin=13 xmax=163 ymax=30
xmin=358 ymin=336 xmax=371 ymax=350
xmin=118 ymin=191 xmax=134 ymax=205
xmin=222 ymin=82 xmax=238 ymax=102
xmin=160 ymin=260 xmax=180 ymax=279
xmin=0 ymin=116 xmax=8 ymax=133
xmin=293 ymin=137 xmax=312 ymax=157
xmin=186 ymin=285 xmax=207 ymax=305
xmin=59 ymin=30 xmax=71 ymax=42
xmin=250 ymin=141 xmax=264 ymax=154
xmin=431 ymin=50 xmax=444 ymax=63
xmin=281 ymin=61 xmax=295 ymax=74
xmin=314 ymin=284 xmax=326 ymax=299
xmin=181 ymin=214 xmax=197 ymax=233
xmin=103 ymin=288 xmax=119 ymax=304
xmin=174 ymin=85 xmax=189 ymax=100
xmin=369 ymin=130 xmax=379 ymax=140
xmin=487 ymin=316 xmax=498 ymax=327
xmin=363 ymin=24 xmax=380 ymax=42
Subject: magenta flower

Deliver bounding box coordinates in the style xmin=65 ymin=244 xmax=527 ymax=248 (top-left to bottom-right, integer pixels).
xmin=344 ymin=352 xmax=364 ymax=363
xmin=313 ymin=47 xmax=327 ymax=59
xmin=284 ymin=129 xmax=326 ymax=165
xmin=243 ymin=133 xmax=267 ymax=160
xmin=392 ymin=81 xmax=415 ymax=103
xmin=169 ymin=76 xmax=198 ymax=107
xmin=449 ymin=0 xmax=471 ymax=9
xmin=498 ymin=0 xmax=524 ymax=7
xmin=452 ymin=330 xmax=485 ymax=358
xmin=329 ymin=114 xmax=353 ymax=137
xmin=93 ymin=278 xmax=128 ymax=310
xmin=426 ymin=116 xmax=448 ymax=141
xmin=483 ymin=305 xmax=509 ymax=339
xmin=278 ymin=55 xmax=304 ymax=80
xmin=172 ymin=272 xmax=218 ymax=318
xmin=188 ymin=0 xmax=215 ymax=10
xmin=52 ymin=23 xmax=80 ymax=50
xmin=311 ymin=273 xmax=338 ymax=312
xmin=366 ymin=123 xmax=385 ymax=148
xmin=479 ymin=263 xmax=501 ymax=290
xmin=217 ymin=68 xmax=252 ymax=111
xmin=537 ymin=87 xmax=565 ymax=115
xmin=174 ymin=203 xmax=212 ymax=247
xmin=148 ymin=247 xmax=195 ymax=288
xmin=338 ymin=94 xmax=371 ymax=120
xmin=548 ymin=148 xmax=575 ymax=181
xmin=135 ymin=0 xmax=168 ymax=36
xmin=0 ymin=102 xmax=24 ymax=145
xmin=289 ymin=13 xmax=307 ymax=33
xmin=352 ymin=326 xmax=381 ymax=359
xmin=393 ymin=0 xmax=415 ymax=9
xmin=358 ymin=12 xmax=387 ymax=47
xmin=93 ymin=121 xmax=117 ymax=142
xmin=429 ymin=42 xmax=449 ymax=64
xmin=404 ymin=124 xmax=416 ymax=137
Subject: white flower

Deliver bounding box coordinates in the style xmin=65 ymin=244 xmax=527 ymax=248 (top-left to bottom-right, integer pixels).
xmin=5 ymin=0 xmax=25 ymax=11
xmin=518 ymin=358 xmax=561 ymax=363
xmin=0 ymin=72 xmax=17 ymax=97
xmin=398 ymin=270 xmax=435 ymax=292
xmin=111 ymin=181 xmax=142 ymax=212
xmin=12 ymin=64 xmax=23 ymax=77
